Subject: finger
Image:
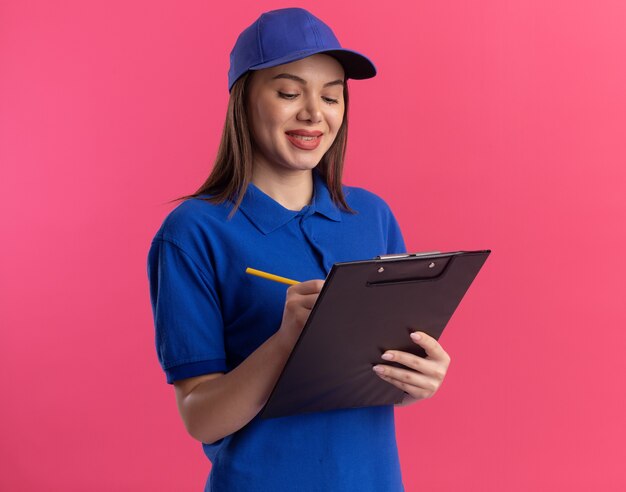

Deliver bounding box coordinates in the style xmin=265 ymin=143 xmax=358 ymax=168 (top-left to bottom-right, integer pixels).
xmin=410 ymin=331 xmax=450 ymax=363
xmin=373 ymin=364 xmax=438 ymax=391
xmin=289 ymin=279 xmax=324 ymax=295
xmin=284 ymin=292 xmax=319 ymax=312
xmin=380 ymin=350 xmax=447 ymax=380
xmin=296 ymin=292 xmax=319 ymax=310
xmin=375 ymin=372 xmax=433 ymax=400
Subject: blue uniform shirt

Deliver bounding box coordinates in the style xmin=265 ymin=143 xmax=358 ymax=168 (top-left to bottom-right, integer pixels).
xmin=148 ymin=172 xmax=406 ymax=491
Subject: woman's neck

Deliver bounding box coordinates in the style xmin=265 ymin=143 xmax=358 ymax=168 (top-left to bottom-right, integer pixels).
xmin=251 ymin=163 xmax=314 ymax=211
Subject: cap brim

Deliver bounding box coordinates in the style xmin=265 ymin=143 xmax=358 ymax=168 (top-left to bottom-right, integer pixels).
xmin=249 ymin=48 xmax=376 ymax=80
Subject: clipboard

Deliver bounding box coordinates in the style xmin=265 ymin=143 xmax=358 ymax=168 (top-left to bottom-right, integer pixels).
xmin=260 ymin=249 xmax=491 ymax=419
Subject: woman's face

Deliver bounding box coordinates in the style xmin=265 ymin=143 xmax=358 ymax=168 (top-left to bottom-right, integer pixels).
xmin=246 ymin=54 xmax=346 ymax=175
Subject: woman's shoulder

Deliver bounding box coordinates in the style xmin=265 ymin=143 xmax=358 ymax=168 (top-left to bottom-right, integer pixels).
xmin=153 ymin=195 xmax=232 ymax=246
xmin=342 ymin=184 xmax=394 ymax=215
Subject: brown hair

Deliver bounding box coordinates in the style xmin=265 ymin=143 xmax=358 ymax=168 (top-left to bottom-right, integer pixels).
xmin=176 ymin=70 xmax=352 ymax=215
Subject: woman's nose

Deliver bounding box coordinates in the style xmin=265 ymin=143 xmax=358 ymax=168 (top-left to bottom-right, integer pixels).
xmin=297 ymin=96 xmax=322 ymax=123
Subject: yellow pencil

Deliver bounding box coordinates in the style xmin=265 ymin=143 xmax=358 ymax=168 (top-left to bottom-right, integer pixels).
xmin=245 ymin=267 xmax=300 ymax=286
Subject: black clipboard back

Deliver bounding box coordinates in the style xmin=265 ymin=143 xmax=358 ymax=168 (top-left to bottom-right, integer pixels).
xmin=260 ymin=249 xmax=490 ymax=419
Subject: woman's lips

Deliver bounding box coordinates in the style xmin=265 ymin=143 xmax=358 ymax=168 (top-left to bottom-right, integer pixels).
xmin=285 ymin=131 xmax=323 ymax=150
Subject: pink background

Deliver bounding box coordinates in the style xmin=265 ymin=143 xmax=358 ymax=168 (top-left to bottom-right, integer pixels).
xmin=2 ymin=0 xmax=625 ymax=490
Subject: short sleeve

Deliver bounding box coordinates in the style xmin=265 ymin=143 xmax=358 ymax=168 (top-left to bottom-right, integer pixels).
xmin=147 ymin=237 xmax=227 ymax=384
xmin=385 ymin=207 xmax=407 ymax=255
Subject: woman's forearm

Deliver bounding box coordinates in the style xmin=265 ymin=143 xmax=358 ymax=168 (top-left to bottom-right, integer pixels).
xmin=177 ymin=329 xmax=296 ymax=444
xmin=176 ymin=280 xmax=323 ymax=444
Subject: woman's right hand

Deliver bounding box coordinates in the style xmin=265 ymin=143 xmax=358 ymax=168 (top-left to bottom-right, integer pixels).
xmin=277 ymin=280 xmax=324 ymax=348
xmin=174 ymin=278 xmax=325 ymax=444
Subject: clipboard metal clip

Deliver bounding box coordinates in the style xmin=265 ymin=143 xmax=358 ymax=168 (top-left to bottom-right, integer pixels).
xmin=376 ymin=251 xmax=441 ymax=260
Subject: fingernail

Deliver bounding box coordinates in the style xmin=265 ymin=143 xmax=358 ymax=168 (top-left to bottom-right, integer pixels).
xmin=381 ymin=352 xmax=394 ymax=361
xmin=372 ymin=365 xmax=385 ymax=373
xmin=410 ymin=332 xmax=422 ymax=340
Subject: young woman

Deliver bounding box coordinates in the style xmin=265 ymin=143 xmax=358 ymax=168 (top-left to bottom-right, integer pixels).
xmin=148 ymin=8 xmax=450 ymax=491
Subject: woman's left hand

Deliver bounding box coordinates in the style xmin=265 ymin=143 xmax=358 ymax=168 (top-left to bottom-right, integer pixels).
xmin=373 ymin=331 xmax=451 ymax=406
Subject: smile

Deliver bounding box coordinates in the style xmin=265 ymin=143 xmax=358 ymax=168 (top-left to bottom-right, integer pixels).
xmin=285 ymin=132 xmax=323 ymax=150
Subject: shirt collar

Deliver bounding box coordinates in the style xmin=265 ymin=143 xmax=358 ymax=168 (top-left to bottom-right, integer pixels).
xmin=238 ymin=171 xmax=342 ymax=235
xmin=311 ymin=171 xmax=342 ymax=222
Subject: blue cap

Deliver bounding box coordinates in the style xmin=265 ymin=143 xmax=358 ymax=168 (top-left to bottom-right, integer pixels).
xmin=228 ymin=8 xmax=377 ymax=92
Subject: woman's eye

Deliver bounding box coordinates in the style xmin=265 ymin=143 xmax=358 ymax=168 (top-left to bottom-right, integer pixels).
xmin=277 ymin=92 xmax=339 ymax=104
